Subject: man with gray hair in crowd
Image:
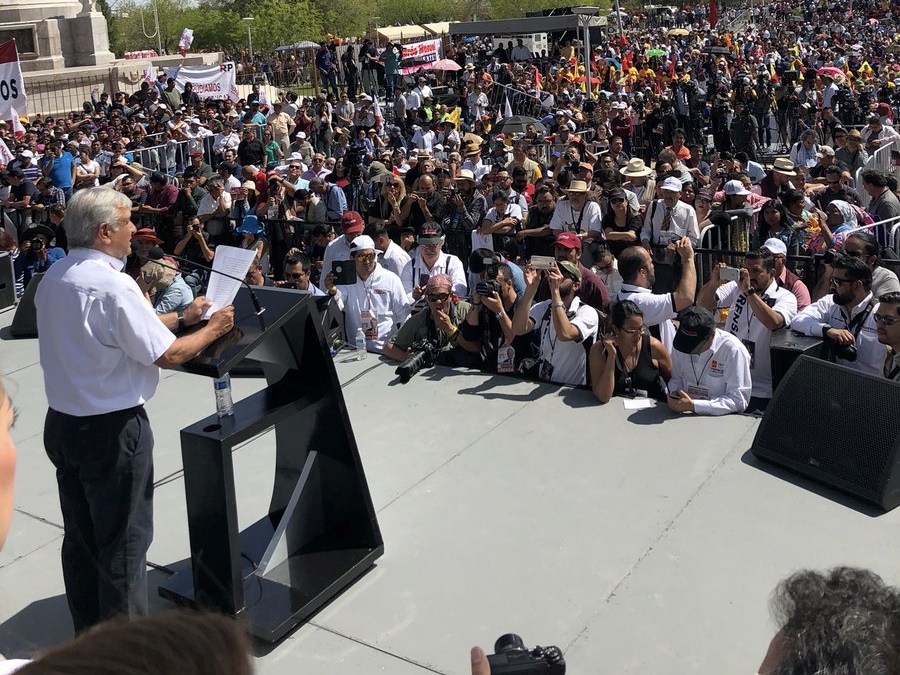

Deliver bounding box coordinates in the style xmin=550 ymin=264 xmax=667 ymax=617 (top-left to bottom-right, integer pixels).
xmin=35 ymin=187 xmax=234 ymax=632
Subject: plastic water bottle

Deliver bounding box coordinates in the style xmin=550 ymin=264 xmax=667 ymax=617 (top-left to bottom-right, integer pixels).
xmin=355 ymin=327 xmax=367 ymax=361
xmin=213 ymin=374 xmax=234 ymax=417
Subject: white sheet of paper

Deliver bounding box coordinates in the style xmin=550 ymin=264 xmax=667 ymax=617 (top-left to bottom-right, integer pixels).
xmin=201 ymin=245 xmax=259 ymax=320
xmin=622 ymin=398 xmax=656 ymax=410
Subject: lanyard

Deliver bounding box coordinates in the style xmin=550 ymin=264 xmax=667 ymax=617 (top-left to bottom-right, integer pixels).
xmin=842 ymin=301 xmax=874 ymax=339
xmin=569 ymin=202 xmax=587 ymax=233
xmin=690 ymin=351 xmax=715 ymax=388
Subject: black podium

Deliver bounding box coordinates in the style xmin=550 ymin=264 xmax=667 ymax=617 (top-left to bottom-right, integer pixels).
xmin=158 ymin=286 xmax=383 ymax=642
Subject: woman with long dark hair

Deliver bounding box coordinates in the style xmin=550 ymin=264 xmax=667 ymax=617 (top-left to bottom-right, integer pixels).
xmin=589 ymin=300 xmax=672 ymax=404
xmin=600 ymin=187 xmax=642 ymax=257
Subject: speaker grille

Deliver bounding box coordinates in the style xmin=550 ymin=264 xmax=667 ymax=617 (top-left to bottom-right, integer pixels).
xmin=753 ymin=356 xmax=900 ymax=505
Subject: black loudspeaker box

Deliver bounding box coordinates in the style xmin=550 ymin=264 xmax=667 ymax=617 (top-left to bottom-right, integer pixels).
xmin=769 ymin=329 xmax=824 ymax=392
xmin=10 ymin=272 xmax=43 ymax=338
xmin=752 ymin=355 xmax=900 ymax=511
xmin=0 ymin=252 xmax=15 ymax=313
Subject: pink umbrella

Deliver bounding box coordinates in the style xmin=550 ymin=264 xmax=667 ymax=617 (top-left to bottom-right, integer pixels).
xmin=431 ymin=59 xmax=462 ymax=72
xmin=817 ymin=66 xmax=845 ymax=79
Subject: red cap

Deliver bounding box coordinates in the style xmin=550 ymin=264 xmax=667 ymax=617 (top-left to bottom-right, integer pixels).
xmin=555 ymin=231 xmax=581 ymax=250
xmin=133 ymin=228 xmax=162 ymax=244
xmin=340 ymin=210 xmax=365 ymax=234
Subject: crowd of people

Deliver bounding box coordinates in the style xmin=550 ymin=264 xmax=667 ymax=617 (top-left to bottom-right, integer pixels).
xmin=0 ymin=0 xmax=899 ymax=668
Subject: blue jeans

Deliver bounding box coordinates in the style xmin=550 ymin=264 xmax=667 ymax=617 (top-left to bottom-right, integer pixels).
xmin=44 ymin=406 xmax=154 ymax=632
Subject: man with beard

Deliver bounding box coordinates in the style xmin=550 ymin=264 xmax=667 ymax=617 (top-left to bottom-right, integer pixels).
xmin=697 ymin=251 xmax=798 ymax=412
xmin=792 ymin=254 xmax=882 ymax=376
xmin=615 ymin=239 xmax=696 ymax=354
xmin=517 ymin=186 xmax=556 ymax=258
xmin=535 ymin=231 xmax=608 ymax=310
xmin=436 ymin=169 xmax=486 ymax=266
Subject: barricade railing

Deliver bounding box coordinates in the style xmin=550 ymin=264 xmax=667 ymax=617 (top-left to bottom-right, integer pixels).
xmin=487 ymin=82 xmax=546 ymax=120
xmin=696 ymin=210 xmax=755 ymax=283
xmin=855 ymin=143 xmax=897 ymax=207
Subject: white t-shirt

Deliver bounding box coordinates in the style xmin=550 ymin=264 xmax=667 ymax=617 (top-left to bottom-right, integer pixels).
xmin=379 ymin=241 xmax=412 ymax=278
xmin=616 ymin=283 xmax=678 ymax=353
xmin=528 ymin=296 xmax=599 ymax=386
xmin=549 ymin=198 xmax=603 ymax=235
xmin=475 ymin=203 xmax=524 ymax=251
xmin=74 ymin=158 xmax=100 ymax=187
xmin=669 ymin=330 xmax=752 ymax=415
xmin=715 ymin=279 xmax=798 ymax=398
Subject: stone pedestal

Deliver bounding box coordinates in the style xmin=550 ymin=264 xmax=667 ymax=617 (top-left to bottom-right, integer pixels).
xmin=70 ymin=11 xmax=114 ymax=67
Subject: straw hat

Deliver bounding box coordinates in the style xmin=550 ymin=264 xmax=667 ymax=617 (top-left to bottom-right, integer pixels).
xmin=565 ymin=180 xmax=591 ymax=193
xmin=772 ymin=157 xmax=797 ymax=176
xmin=620 ymin=157 xmax=652 ymax=177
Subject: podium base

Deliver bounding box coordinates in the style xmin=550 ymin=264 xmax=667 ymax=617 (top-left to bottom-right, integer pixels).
xmin=159 ymin=512 xmax=382 ymax=641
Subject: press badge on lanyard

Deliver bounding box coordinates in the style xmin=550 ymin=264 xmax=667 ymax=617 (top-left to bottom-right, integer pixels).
xmin=497 ymin=342 xmax=516 ymax=374
xmin=360 ymin=309 xmax=378 ymax=340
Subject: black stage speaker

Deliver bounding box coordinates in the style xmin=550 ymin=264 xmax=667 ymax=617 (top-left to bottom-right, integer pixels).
xmin=752 ymin=355 xmax=900 ymax=511
xmin=9 ymin=273 xmax=43 ymax=338
xmin=0 ymin=252 xmax=15 ymax=313
xmin=769 ymin=329 xmax=824 ymax=392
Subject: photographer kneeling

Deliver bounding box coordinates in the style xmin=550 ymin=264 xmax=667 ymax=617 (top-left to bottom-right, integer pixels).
xmin=383 ymin=274 xmax=476 ymax=366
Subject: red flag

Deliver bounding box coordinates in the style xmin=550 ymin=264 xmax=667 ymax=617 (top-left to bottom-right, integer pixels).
xmin=709 ymin=0 xmax=718 ymax=28
xmin=535 ymin=70 xmax=542 ymax=91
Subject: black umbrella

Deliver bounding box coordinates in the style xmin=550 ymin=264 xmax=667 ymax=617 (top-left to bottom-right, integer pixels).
xmin=492 ymin=115 xmax=547 ymax=136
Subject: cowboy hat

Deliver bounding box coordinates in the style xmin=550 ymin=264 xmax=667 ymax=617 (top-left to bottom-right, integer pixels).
xmin=772 ymin=157 xmax=797 ymax=176
xmin=565 ymin=180 xmax=591 ymax=193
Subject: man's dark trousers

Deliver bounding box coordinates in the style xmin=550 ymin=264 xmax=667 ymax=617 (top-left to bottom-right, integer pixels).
xmin=44 ymin=405 xmax=154 ymax=632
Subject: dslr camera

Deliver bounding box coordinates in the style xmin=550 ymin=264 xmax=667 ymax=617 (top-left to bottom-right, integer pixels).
xmin=395 ymin=339 xmax=438 ymax=383
xmin=29 ymin=237 xmax=45 ymax=252
xmin=487 ymin=634 xmax=565 ymax=675
xmin=476 ymin=279 xmax=501 ymax=297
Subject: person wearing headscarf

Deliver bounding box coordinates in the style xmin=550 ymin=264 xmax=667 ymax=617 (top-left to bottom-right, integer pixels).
xmin=807 ymin=199 xmax=856 ymax=254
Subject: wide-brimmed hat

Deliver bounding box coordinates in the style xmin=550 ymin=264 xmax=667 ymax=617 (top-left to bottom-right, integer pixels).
xmin=133 ymin=227 xmax=163 ymax=244
xmin=620 ymin=158 xmax=652 ymax=177
xmin=565 ymin=180 xmax=591 ymax=193
xmin=455 ymin=169 xmax=476 ymax=182
xmin=19 ymin=224 xmax=55 ymax=244
xmin=846 ymin=129 xmax=863 ymax=140
xmin=772 ymin=158 xmax=797 ymax=176
xmin=235 ymin=215 xmax=264 ymax=236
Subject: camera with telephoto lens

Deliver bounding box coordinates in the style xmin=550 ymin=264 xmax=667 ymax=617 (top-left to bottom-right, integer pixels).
xmin=395 ymin=339 xmax=438 ymax=383
xmin=487 ymin=634 xmax=565 ymax=675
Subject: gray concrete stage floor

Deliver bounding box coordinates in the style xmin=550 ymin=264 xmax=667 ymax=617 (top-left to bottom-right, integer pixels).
xmin=1 ymin=306 xmax=899 ymax=674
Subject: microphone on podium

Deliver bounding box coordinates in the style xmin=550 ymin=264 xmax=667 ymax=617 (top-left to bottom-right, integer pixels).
xmin=147 ymin=247 xmax=266 ymax=317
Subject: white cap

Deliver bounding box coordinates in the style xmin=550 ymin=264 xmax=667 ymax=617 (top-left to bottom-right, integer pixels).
xmin=762 ymin=237 xmax=787 ymax=256
xmin=298 ymin=131 xmax=306 ymax=139
xmin=723 ymin=179 xmax=750 ymax=196
xmin=660 ymin=177 xmax=683 ymax=192
xmin=190 ymin=117 xmax=201 ymax=125
xmin=349 ymin=235 xmax=376 ymax=255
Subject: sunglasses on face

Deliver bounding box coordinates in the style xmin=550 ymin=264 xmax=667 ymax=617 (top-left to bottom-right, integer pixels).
xmin=355 ymin=253 xmax=376 ymax=262
xmin=427 ymin=292 xmax=450 ymax=302
xmin=285 ymin=272 xmax=306 ymax=279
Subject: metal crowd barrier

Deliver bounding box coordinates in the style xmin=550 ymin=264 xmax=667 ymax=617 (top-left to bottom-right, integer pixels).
xmin=855 ymin=142 xmax=900 ymax=207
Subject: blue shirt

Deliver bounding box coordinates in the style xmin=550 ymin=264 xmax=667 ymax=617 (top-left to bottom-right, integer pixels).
xmin=322 ymin=183 xmax=347 ymax=221
xmin=41 ymin=152 xmax=75 ymax=190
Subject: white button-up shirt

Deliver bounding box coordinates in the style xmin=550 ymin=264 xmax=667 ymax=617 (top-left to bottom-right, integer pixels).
xmin=36 ymin=248 xmax=176 ymax=416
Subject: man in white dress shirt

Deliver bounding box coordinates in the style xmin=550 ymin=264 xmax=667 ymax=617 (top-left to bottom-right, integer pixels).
xmin=36 ymin=187 xmax=234 ymax=632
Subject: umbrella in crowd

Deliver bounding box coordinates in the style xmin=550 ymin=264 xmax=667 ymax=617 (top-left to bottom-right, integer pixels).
xmin=492 ymin=115 xmax=547 ymax=135
xmin=575 ymin=75 xmax=602 ymax=86
xmin=604 ymin=57 xmax=622 ymax=69
xmin=667 ymin=28 xmax=690 ymax=36
xmin=431 ymin=59 xmax=462 ymax=72
xmin=646 ymin=48 xmax=667 ymax=57
xmin=817 ymin=66 xmax=845 ymax=79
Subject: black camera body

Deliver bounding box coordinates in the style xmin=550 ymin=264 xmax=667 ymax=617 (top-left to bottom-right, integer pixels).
xmin=476 ymin=279 xmax=501 ymax=297
xmin=395 ymin=339 xmax=438 ymax=383
xmin=30 ymin=237 xmax=45 ymax=251
xmin=487 ymin=634 xmax=565 ymax=675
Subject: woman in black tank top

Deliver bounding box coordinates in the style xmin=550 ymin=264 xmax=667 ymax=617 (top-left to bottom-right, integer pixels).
xmin=589 ymin=299 xmax=672 ymax=404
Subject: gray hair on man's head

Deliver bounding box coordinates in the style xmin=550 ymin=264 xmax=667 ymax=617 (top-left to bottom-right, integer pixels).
xmin=65 ymin=187 xmax=132 ymax=250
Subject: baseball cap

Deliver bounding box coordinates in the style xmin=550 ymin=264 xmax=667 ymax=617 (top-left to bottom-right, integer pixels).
xmin=761 ymin=237 xmax=788 ymax=256
xmin=418 ymin=222 xmax=445 ymax=245
xmin=660 ymin=177 xmax=683 ymax=192
xmin=723 ymin=179 xmax=750 ymax=196
xmin=349 ymin=235 xmax=376 ymax=255
xmin=672 ymin=306 xmax=716 ymax=354
xmin=554 ymin=231 xmax=582 ymax=250
xmin=339 ymin=210 xmax=365 ymax=234
xmin=557 ymin=260 xmax=582 ymax=283
xmin=816 ymin=145 xmax=835 ymax=158
xmin=19 ymin=150 xmax=33 ymax=159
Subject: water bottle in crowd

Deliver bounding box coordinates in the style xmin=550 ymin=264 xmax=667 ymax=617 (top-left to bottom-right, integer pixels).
xmin=213 ymin=374 xmax=234 ymax=417
xmin=355 ymin=327 xmax=367 ymax=361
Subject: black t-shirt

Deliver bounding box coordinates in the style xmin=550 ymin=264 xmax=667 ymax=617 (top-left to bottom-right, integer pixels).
xmin=11 ymin=180 xmax=36 ymax=203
